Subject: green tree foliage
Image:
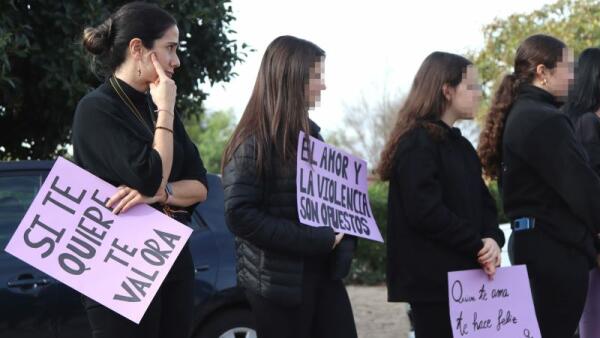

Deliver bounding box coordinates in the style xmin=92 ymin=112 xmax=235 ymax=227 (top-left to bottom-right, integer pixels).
xmin=184 ymin=110 xmax=236 ymax=174
xmin=0 ymin=0 xmax=249 ymax=160
xmin=469 ymin=0 xmax=600 ymax=116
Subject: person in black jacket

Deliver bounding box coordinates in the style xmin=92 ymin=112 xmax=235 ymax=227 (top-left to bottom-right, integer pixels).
xmin=565 ymin=47 xmax=600 ymax=177
xmin=72 ymin=3 xmax=208 ymax=338
xmin=377 ymin=52 xmax=505 ymax=338
xmin=221 ymin=35 xmax=357 ymax=338
xmin=564 ymin=46 xmax=600 ymax=338
xmin=479 ymin=34 xmax=600 ymax=338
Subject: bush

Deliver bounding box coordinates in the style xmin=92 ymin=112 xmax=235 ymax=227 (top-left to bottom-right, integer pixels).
xmin=487 ymin=180 xmax=509 ymax=224
xmin=345 ymin=181 xmax=388 ymax=285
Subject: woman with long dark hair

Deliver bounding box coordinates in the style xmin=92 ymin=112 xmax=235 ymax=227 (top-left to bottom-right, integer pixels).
xmin=563 ymin=47 xmax=600 ymax=338
xmin=479 ymin=35 xmax=600 ymax=338
xmin=73 ymin=2 xmax=207 ymax=337
xmin=564 ymin=47 xmax=600 ymax=176
xmin=378 ymin=51 xmax=504 ymax=338
xmin=221 ymin=35 xmax=357 ymax=338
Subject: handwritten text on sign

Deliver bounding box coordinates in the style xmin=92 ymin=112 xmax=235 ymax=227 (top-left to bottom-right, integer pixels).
xmin=4 ymin=157 xmax=193 ymax=323
xmin=448 ymin=266 xmax=540 ymax=338
xmin=296 ymin=131 xmax=383 ymax=242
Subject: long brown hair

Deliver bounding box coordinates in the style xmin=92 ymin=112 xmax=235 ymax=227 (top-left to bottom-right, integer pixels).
xmin=377 ymin=51 xmax=472 ymax=181
xmin=221 ymin=36 xmax=325 ymax=176
xmin=478 ymin=34 xmax=566 ymax=179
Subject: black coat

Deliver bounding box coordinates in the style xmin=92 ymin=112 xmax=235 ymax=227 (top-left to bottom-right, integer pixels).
xmin=502 ymin=84 xmax=600 ymax=264
xmin=386 ymin=120 xmax=504 ymax=302
xmin=222 ymin=121 xmax=356 ymax=306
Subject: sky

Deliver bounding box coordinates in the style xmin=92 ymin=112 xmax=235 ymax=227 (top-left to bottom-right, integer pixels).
xmin=200 ymin=0 xmax=556 ymax=137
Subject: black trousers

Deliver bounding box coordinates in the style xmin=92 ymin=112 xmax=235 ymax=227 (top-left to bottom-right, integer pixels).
xmin=245 ymin=272 xmax=357 ymax=338
xmin=83 ymin=245 xmax=195 ymax=338
xmin=410 ymin=302 xmax=453 ymax=338
xmin=513 ymin=227 xmax=589 ymax=338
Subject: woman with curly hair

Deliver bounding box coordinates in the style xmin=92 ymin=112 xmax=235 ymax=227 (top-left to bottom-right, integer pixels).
xmin=478 ymin=34 xmax=600 ymax=338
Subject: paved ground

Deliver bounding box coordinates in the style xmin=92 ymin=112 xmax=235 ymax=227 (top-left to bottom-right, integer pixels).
xmin=347 ymin=285 xmax=412 ymax=338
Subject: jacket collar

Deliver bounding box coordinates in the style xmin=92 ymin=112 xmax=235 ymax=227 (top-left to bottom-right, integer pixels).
xmin=309 ymin=119 xmax=321 ymax=137
xmin=517 ymin=84 xmax=562 ymax=108
xmin=432 ymin=119 xmax=462 ymax=139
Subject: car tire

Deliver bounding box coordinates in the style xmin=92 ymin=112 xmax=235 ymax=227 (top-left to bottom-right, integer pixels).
xmin=195 ymin=307 xmax=257 ymax=338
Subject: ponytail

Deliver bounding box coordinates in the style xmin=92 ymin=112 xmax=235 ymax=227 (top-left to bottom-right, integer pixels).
xmin=478 ymin=34 xmax=566 ymax=180
xmin=478 ymin=74 xmax=521 ymax=179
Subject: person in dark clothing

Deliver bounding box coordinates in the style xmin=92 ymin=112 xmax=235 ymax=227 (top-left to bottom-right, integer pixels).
xmin=378 ymin=51 xmax=505 ymax=338
xmin=72 ymin=3 xmax=208 ymax=338
xmin=565 ymin=47 xmax=600 ymax=177
xmin=221 ymin=35 xmax=357 ymax=338
xmin=479 ymin=34 xmax=600 ymax=338
xmin=564 ymin=47 xmax=600 ymax=338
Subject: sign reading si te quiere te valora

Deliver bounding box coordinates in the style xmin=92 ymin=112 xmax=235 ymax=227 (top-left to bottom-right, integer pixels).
xmin=448 ymin=265 xmax=541 ymax=338
xmin=4 ymin=157 xmax=192 ymax=324
xmin=296 ymin=131 xmax=383 ymax=242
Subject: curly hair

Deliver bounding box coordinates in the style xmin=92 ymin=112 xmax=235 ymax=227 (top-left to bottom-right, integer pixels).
xmin=478 ymin=34 xmax=566 ymax=179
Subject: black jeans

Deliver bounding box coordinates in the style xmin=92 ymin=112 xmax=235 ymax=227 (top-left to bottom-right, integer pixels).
xmin=245 ymin=271 xmax=357 ymax=338
xmin=513 ymin=227 xmax=589 ymax=338
xmin=410 ymin=301 xmax=453 ymax=338
xmin=83 ymin=245 xmax=194 ymax=338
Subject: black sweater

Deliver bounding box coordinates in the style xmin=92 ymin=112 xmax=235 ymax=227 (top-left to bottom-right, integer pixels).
xmin=502 ymin=84 xmax=600 ymax=263
xmin=71 ymin=77 xmax=208 ymax=213
xmin=387 ymin=120 xmax=504 ymax=302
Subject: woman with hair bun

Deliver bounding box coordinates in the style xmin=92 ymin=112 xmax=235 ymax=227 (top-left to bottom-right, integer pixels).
xmin=73 ymin=2 xmax=208 ymax=337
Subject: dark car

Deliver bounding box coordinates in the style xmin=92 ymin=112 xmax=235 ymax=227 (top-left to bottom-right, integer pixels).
xmin=0 ymin=160 xmax=256 ymax=338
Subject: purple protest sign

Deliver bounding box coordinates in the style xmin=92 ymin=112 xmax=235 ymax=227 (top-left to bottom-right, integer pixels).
xmin=4 ymin=157 xmax=193 ymax=324
xmin=448 ymin=265 xmax=540 ymax=338
xmin=296 ymin=131 xmax=383 ymax=242
xmin=579 ymin=268 xmax=600 ymax=338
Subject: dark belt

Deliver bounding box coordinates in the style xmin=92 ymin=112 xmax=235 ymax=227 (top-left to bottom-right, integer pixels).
xmin=511 ymin=217 xmax=536 ymax=232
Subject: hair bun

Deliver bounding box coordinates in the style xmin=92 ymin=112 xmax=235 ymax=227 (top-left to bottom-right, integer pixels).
xmin=82 ymin=18 xmax=112 ymax=55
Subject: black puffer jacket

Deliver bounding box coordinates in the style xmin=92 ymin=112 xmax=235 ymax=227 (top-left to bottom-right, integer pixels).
xmin=223 ymin=121 xmax=356 ymax=306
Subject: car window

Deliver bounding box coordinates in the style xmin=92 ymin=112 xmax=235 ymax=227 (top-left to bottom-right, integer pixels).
xmin=192 ymin=174 xmax=226 ymax=232
xmin=0 ymin=174 xmax=43 ymax=248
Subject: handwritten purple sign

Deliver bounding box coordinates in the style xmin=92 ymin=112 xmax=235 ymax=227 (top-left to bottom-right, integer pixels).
xmin=579 ymin=268 xmax=600 ymax=338
xmin=296 ymin=131 xmax=383 ymax=242
xmin=448 ymin=265 xmax=540 ymax=338
xmin=4 ymin=157 xmax=193 ymax=323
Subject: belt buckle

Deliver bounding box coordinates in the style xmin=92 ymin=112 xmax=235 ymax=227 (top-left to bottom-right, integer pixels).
xmin=513 ymin=217 xmax=534 ymax=231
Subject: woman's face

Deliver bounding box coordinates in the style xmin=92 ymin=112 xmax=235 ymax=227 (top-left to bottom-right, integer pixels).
xmin=307 ymin=57 xmax=326 ymax=109
xmin=448 ymin=65 xmax=482 ymax=120
xmin=140 ymin=25 xmax=181 ymax=82
xmin=546 ymin=48 xmax=574 ymax=99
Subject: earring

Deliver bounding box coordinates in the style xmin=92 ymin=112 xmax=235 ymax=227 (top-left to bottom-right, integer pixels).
xmin=138 ymin=67 xmax=141 ymax=78
xmin=542 ymin=78 xmax=548 ymax=86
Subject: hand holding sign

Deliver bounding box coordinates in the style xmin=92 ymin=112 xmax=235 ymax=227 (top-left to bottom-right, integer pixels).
xmin=296 ymin=132 xmax=383 ymax=242
xmin=448 ymin=265 xmax=540 ymax=338
xmin=107 ymin=185 xmax=166 ymax=215
xmin=4 ymin=157 xmax=192 ymax=323
xmin=333 ymin=233 xmax=345 ymax=249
